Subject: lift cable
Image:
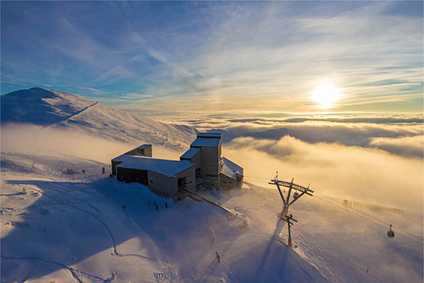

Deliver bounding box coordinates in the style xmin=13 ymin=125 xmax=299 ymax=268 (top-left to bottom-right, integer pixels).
xmin=294 ymin=223 xmax=386 ymax=283
xmin=311 ymin=194 xmax=423 ymax=246
xmin=313 ymin=191 xmax=423 ymax=241
xmin=244 ymin=177 xmax=423 ymax=243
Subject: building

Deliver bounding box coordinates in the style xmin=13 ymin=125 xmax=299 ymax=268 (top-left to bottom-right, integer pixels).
xmin=111 ymin=133 xmax=243 ymax=202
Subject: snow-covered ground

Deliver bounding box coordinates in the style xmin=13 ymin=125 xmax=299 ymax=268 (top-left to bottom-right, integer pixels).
xmin=1 ymin=150 xmax=329 ymax=283
xmin=1 ymin=88 xmax=422 ymax=282
xmin=1 ymin=88 xmax=197 ymax=150
xmin=1 ymin=147 xmax=422 ymax=282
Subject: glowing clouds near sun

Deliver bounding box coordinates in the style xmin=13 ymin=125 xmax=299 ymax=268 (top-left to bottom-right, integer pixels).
xmin=312 ymin=80 xmax=341 ymax=109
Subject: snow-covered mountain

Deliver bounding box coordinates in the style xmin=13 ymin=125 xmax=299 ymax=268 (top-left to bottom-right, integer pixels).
xmin=1 ymin=88 xmax=422 ymax=283
xmin=1 ymin=87 xmax=196 ymax=149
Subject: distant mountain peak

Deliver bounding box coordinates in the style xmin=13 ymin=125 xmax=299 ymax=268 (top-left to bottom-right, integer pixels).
xmin=1 ymin=87 xmax=96 ymax=126
xmin=1 ymin=87 xmax=196 ymax=149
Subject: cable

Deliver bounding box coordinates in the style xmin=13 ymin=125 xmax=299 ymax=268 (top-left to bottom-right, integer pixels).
xmin=312 ymin=194 xmax=423 ymax=246
xmin=294 ymin=223 xmax=386 ymax=283
xmin=314 ymin=191 xmax=423 ymax=241
xmin=245 ymin=177 xmax=423 ymax=245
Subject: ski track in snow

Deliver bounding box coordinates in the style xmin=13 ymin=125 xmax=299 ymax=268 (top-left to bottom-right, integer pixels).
xmin=44 ymin=102 xmax=99 ymax=129
xmin=27 ymin=185 xmax=161 ymax=263
xmin=2 ymin=177 xmax=174 ymax=282
xmin=0 ymin=255 xmax=110 ymax=283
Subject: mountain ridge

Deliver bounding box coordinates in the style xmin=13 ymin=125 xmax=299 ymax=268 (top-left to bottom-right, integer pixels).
xmin=1 ymin=87 xmax=197 ymax=150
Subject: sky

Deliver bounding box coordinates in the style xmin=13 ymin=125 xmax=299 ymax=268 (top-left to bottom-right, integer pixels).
xmin=1 ymin=1 xmax=423 ymax=116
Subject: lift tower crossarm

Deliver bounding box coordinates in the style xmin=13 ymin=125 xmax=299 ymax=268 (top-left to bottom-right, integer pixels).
xmin=270 ymin=179 xmax=314 ymax=194
xmin=269 ymin=177 xmax=314 ymax=220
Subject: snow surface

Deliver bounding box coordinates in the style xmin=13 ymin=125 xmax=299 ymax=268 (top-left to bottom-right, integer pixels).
xmin=221 ymin=157 xmax=243 ymax=179
xmin=117 ymin=157 xmax=194 ymax=177
xmin=180 ymin=148 xmax=201 ymax=160
xmin=1 ymin=87 xmax=197 ymax=150
xmin=191 ymin=138 xmax=220 ymax=148
xmin=1 ymin=150 xmax=328 ymax=283
xmin=2 ymin=149 xmax=422 ymax=282
xmin=1 ymin=88 xmax=422 ymax=283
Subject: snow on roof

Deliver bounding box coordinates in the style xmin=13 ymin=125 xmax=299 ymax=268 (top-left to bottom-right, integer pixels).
xmin=221 ymin=157 xmax=244 ymax=179
xmin=197 ymin=132 xmax=222 ymax=138
xmin=112 ymin=153 xmax=144 ymax=162
xmin=180 ymin=147 xmax=201 ymax=160
xmin=191 ymin=137 xmax=220 ymax=147
xmin=137 ymin=144 xmax=151 ymax=149
xmin=117 ymin=156 xmax=194 ymax=177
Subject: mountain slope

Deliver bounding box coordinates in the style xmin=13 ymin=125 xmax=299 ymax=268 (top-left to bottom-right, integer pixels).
xmin=1 ymin=87 xmax=196 ymax=149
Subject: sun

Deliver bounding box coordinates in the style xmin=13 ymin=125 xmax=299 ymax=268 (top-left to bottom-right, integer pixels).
xmin=312 ymin=80 xmax=341 ymax=108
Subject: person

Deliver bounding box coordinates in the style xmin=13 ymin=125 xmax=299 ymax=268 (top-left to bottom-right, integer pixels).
xmin=216 ymin=251 xmax=220 ymax=263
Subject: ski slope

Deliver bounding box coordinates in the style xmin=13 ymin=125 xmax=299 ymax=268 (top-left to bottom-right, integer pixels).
xmin=1 ymin=150 xmax=329 ymax=283
xmin=1 ymin=88 xmax=422 ymax=282
xmin=2 ymin=147 xmax=423 ymax=282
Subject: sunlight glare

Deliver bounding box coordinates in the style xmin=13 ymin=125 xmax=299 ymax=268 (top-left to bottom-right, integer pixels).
xmin=312 ymin=80 xmax=341 ymax=108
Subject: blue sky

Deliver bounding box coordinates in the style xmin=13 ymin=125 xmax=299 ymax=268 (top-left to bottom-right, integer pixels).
xmin=1 ymin=1 xmax=423 ymax=115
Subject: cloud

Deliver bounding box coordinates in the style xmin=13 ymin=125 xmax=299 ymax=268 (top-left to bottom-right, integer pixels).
xmin=2 ymin=2 xmax=422 ymax=114
xmin=0 ymin=124 xmax=180 ymax=164
xmin=224 ymin=135 xmax=423 ymax=211
xmin=370 ymin=135 xmax=424 ymax=158
xmin=178 ymin=114 xmax=423 ymax=158
xmin=78 ymin=87 xmax=108 ymax=95
xmin=120 ymin=93 xmax=154 ymax=100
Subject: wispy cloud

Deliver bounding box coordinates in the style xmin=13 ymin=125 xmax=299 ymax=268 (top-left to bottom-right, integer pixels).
xmin=1 ymin=1 xmax=422 ymax=114
xmin=78 ymin=87 xmax=108 ymax=95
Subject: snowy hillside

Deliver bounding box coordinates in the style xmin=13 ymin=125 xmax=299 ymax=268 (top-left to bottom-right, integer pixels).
xmin=1 ymin=88 xmax=196 ymax=149
xmin=1 ymin=150 xmax=330 ymax=283
xmin=1 ymin=88 xmax=422 ymax=282
xmin=2 ymin=149 xmax=422 ymax=282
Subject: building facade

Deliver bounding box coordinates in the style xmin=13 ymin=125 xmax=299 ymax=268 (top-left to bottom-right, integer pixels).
xmin=111 ymin=133 xmax=243 ymax=202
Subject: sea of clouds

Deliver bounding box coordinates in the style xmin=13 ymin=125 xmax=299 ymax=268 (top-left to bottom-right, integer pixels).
xmin=2 ymin=114 xmax=423 ymax=212
xmin=177 ymin=114 xmax=423 ymax=212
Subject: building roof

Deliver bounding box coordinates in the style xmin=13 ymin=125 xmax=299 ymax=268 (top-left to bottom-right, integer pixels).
xmin=197 ymin=132 xmax=222 ymax=138
xmin=180 ymin=147 xmax=201 ymax=160
xmin=112 ymin=153 xmax=143 ymax=162
xmin=137 ymin=144 xmax=151 ymax=149
xmin=191 ymin=137 xmax=221 ymax=147
xmin=221 ymin=157 xmax=244 ymax=179
xmin=117 ymin=156 xmax=194 ymax=177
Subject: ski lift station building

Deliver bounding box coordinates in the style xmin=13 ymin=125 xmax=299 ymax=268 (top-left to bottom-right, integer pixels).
xmin=111 ymin=133 xmax=243 ymax=202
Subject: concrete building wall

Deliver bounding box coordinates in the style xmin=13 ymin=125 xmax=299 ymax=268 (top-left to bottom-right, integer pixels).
xmin=236 ymin=174 xmax=243 ymax=189
xmin=147 ymin=171 xmax=177 ymax=199
xmin=112 ymin=160 xmax=123 ymax=175
xmin=116 ymin=167 xmax=148 ymax=184
xmin=220 ymin=173 xmax=237 ymax=190
xmin=139 ymin=145 xmax=152 ymax=157
xmin=181 ymin=150 xmax=201 ymax=170
xmin=147 ymin=165 xmax=196 ymax=202
xmin=200 ymin=146 xmax=220 ymax=178
xmin=176 ymin=166 xmax=196 ymax=194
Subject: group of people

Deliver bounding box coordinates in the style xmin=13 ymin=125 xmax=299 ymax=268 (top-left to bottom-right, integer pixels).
xmin=147 ymin=200 xmax=168 ymax=210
